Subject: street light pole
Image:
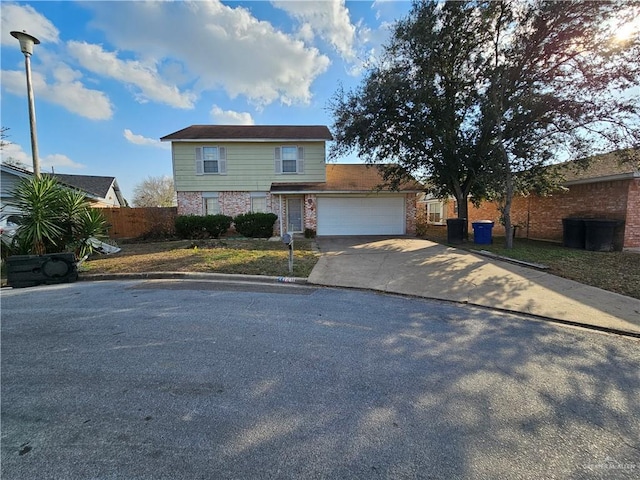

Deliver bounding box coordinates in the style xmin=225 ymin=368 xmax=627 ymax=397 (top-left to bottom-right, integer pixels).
xmin=10 ymin=30 xmax=41 ymax=178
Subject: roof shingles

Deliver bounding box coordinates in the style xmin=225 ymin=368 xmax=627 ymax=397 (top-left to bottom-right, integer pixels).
xmin=271 ymin=164 xmax=422 ymax=192
xmin=161 ymin=125 xmax=333 ymax=141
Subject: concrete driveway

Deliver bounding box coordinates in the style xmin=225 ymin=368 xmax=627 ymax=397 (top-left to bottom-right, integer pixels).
xmin=308 ymin=236 xmax=640 ymax=335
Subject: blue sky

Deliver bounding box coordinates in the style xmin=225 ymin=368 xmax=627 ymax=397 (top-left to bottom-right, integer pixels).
xmin=1 ymin=0 xmax=413 ymax=203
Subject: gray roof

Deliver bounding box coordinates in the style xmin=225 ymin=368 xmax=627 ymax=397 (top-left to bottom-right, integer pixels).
xmin=53 ymin=174 xmax=117 ymax=198
xmin=161 ymin=125 xmax=333 ymax=141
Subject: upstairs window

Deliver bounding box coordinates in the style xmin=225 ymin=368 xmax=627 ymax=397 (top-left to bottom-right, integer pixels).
xmin=196 ymin=146 xmax=227 ymax=175
xmin=274 ymin=146 xmax=304 ymax=174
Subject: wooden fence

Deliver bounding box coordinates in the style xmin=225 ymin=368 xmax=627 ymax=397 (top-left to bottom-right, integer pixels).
xmin=98 ymin=207 xmax=177 ymax=239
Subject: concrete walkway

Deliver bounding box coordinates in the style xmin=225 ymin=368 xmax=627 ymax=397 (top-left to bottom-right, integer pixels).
xmin=307 ymin=236 xmax=640 ymax=336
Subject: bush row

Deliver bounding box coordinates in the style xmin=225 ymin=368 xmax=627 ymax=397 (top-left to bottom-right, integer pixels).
xmin=174 ymin=212 xmax=278 ymax=239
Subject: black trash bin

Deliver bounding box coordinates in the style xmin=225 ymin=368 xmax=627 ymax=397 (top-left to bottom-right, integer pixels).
xmin=584 ymin=219 xmax=622 ymax=252
xmin=446 ymin=218 xmax=466 ymax=244
xmin=6 ymin=253 xmax=78 ymax=288
xmin=562 ymin=218 xmax=586 ymax=249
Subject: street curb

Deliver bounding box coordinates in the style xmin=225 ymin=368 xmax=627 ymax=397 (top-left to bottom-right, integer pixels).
xmin=78 ymin=271 xmax=308 ymax=285
xmin=75 ymin=272 xmax=640 ymax=339
xmin=306 ymin=282 xmax=640 ymax=340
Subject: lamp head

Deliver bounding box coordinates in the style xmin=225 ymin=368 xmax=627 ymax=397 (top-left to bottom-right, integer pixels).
xmin=10 ymin=30 xmax=40 ymax=56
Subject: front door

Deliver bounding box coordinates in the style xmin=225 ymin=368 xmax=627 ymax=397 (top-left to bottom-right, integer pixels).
xmin=287 ymin=197 xmax=303 ymax=233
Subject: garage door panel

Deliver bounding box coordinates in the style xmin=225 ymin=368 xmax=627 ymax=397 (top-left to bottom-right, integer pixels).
xmin=317 ymin=197 xmax=405 ymax=235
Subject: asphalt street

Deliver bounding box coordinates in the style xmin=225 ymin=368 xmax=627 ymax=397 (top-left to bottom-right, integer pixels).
xmin=1 ymin=280 xmax=639 ymax=479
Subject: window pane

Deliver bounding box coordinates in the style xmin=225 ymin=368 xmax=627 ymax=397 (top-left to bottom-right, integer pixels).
xmin=204 ymin=160 xmax=218 ymax=173
xmin=205 ymin=197 xmax=219 ymax=215
xmin=427 ymin=201 xmax=443 ymax=223
xmin=251 ymin=197 xmax=267 ymax=212
xmin=282 ymin=159 xmax=297 ymax=173
xmin=203 ymin=147 xmax=218 ymax=160
xmin=281 ymin=146 xmax=297 ymax=160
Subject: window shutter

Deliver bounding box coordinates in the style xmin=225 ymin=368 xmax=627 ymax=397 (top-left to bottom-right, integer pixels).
xmin=219 ymin=147 xmax=227 ymax=174
xmin=195 ymin=147 xmax=203 ymax=175
xmin=274 ymin=147 xmax=282 ymax=174
xmin=297 ymin=146 xmax=304 ymax=174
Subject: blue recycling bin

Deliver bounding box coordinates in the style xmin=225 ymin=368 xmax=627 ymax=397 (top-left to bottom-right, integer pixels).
xmin=472 ymin=220 xmax=494 ymax=245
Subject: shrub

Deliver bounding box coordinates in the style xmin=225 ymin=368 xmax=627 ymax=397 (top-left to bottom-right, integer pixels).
xmin=304 ymin=228 xmax=316 ymax=239
xmin=203 ymin=214 xmax=233 ymax=238
xmin=9 ymin=176 xmax=109 ymax=258
xmin=174 ymin=214 xmax=232 ymax=239
xmin=415 ymin=218 xmax=429 ymax=237
xmin=233 ymin=212 xmax=278 ymax=238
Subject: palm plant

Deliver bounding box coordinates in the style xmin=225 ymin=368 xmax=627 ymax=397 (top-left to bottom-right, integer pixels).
xmin=10 ymin=176 xmax=110 ymax=258
xmin=13 ymin=176 xmax=64 ymax=254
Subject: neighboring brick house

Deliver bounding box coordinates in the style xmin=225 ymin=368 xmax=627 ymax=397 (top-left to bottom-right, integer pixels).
xmin=161 ymin=125 xmax=421 ymax=236
xmin=419 ymin=150 xmax=639 ymax=250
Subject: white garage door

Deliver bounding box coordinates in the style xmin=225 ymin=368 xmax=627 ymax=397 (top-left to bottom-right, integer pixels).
xmin=317 ymin=196 xmax=405 ymax=235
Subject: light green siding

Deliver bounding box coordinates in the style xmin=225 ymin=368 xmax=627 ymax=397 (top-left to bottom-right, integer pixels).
xmin=172 ymin=141 xmax=327 ymax=191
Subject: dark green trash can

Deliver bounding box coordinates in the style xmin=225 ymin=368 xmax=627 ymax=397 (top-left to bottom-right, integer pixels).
xmin=446 ymin=218 xmax=466 ymax=244
xmin=584 ymin=219 xmax=623 ymax=252
xmin=562 ymin=218 xmax=586 ymax=249
xmin=6 ymin=253 xmax=78 ymax=288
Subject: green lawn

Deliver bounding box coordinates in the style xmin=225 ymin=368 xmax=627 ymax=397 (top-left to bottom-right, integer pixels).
xmin=420 ymin=227 xmax=640 ymax=299
xmin=80 ymin=238 xmax=319 ymax=278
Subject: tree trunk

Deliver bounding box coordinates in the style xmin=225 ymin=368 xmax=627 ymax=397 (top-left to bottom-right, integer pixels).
xmin=456 ymin=192 xmax=469 ymax=241
xmin=503 ymin=168 xmax=514 ymax=249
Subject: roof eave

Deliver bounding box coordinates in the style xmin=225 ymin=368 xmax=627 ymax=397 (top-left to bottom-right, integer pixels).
xmin=161 ymin=138 xmax=332 ymax=143
xmin=270 ymin=189 xmax=422 ymax=194
xmin=563 ymin=172 xmax=638 ymax=186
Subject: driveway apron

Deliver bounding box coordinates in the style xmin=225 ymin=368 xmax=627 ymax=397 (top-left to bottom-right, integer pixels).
xmin=308 ymin=236 xmax=640 ymax=335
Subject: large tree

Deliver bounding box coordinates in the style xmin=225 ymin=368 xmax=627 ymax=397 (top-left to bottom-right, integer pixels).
xmin=330 ymin=0 xmax=640 ymax=247
xmin=132 ymin=176 xmax=177 ymax=208
xmin=480 ymin=0 xmax=640 ymax=247
xmin=330 ymin=0 xmax=494 ymax=237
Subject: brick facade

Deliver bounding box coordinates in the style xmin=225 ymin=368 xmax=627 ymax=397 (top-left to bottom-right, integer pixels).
xmin=178 ymin=190 xmax=417 ymax=236
xmin=177 ymin=191 xmax=203 ymax=215
xmin=431 ymin=177 xmax=638 ymax=249
xmin=623 ymin=179 xmax=640 ymax=248
xmin=304 ymin=195 xmax=318 ymax=232
xmin=405 ymin=193 xmax=417 ymax=235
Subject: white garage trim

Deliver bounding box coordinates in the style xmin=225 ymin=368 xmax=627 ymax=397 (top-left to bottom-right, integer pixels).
xmin=317 ymin=195 xmax=406 ymax=235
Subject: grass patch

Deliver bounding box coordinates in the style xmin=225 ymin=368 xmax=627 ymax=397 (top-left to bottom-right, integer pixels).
xmin=81 ymin=238 xmax=318 ymax=278
xmin=420 ymin=230 xmax=640 ymax=299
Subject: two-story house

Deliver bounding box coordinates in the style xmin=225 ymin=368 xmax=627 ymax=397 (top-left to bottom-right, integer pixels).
xmin=160 ymin=125 xmax=421 ymax=236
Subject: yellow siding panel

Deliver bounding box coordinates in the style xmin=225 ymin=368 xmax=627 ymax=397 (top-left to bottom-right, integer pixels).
xmin=172 ymin=142 xmax=327 ymax=191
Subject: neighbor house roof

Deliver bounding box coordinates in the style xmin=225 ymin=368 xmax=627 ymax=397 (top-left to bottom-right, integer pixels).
xmin=270 ymin=164 xmax=423 ymax=193
xmin=52 ymin=174 xmax=125 ymax=206
xmin=554 ymin=149 xmax=639 ymax=185
xmin=160 ymin=125 xmax=333 ymax=142
xmin=1 ymin=162 xmax=32 ymax=178
xmin=1 ymin=164 xmax=126 ymax=206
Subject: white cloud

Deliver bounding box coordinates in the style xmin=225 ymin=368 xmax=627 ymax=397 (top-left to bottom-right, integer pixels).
xmin=123 ymin=129 xmax=170 ymax=149
xmin=41 ymin=153 xmax=85 ymax=171
xmin=67 ymin=41 xmax=196 ymax=109
xmin=1 ymin=3 xmax=60 ymax=46
xmin=1 ymin=143 xmax=84 ymax=171
xmin=1 ymin=142 xmax=31 ymax=167
xmin=272 ymin=0 xmax=357 ymax=62
xmin=82 ymin=0 xmax=330 ymax=106
xmin=1 ymin=68 xmax=113 ymax=120
xmin=210 ymin=105 xmax=255 ymax=125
